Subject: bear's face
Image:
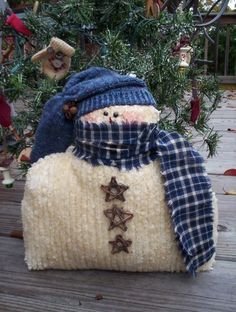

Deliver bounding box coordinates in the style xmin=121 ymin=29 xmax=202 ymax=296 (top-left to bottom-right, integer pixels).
xmin=80 ymin=105 xmax=160 ymax=124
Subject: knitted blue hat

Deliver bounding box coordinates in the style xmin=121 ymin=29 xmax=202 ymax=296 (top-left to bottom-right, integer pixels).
xmin=63 ymin=67 xmax=157 ymax=118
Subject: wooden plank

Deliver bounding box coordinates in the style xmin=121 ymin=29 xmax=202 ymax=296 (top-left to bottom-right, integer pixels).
xmin=202 ymin=101 xmax=236 ymax=171
xmin=0 ymin=179 xmax=25 ymax=203
xmin=217 ymin=233 xmax=236 ymax=262
xmin=205 ymin=128 xmax=236 ymax=172
xmin=216 ymin=195 xmax=236 ymax=261
xmin=0 ymin=237 xmax=236 ymax=312
xmin=205 ymin=152 xmax=236 ymax=161
xmin=214 ymin=26 xmax=219 ymax=74
xmin=220 ymin=84 xmax=236 ymax=91
xmin=204 ymin=38 xmax=208 ymax=75
xmin=224 ymin=26 xmax=230 ymax=76
xmin=204 ymin=156 xmax=236 ymax=168
xmin=211 ymin=111 xmax=236 ymax=119
xmin=193 ymin=132 xmax=236 ymax=143
xmin=208 ymin=119 xmax=236 ymax=131
xmin=211 ymin=175 xmax=236 ymax=194
xmin=219 ymin=76 xmax=236 ymax=84
xmin=0 ymin=180 xmax=24 ymax=237
xmin=206 ymin=162 xmax=236 ymax=175
xmin=217 ymin=97 xmax=236 ymax=105
xmin=0 ymin=202 xmax=22 ymax=237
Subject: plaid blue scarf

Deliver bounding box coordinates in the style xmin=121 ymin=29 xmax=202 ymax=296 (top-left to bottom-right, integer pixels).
xmin=74 ymin=121 xmax=215 ymax=275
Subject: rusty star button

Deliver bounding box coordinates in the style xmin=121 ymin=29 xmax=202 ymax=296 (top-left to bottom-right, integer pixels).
xmin=101 ymin=177 xmax=129 ymax=202
xmin=109 ymin=234 xmax=132 ymax=254
xmin=104 ymin=204 xmax=133 ymax=231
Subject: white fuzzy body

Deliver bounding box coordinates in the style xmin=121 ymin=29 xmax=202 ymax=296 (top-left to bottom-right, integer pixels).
xmin=22 ymin=152 xmax=217 ymax=272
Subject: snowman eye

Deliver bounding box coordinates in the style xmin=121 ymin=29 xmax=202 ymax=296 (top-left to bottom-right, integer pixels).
xmin=103 ymin=111 xmax=109 ymax=116
xmin=113 ymin=112 xmax=119 ymax=118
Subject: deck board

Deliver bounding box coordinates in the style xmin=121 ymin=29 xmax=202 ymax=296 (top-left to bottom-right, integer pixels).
xmin=0 ymin=237 xmax=236 ymax=312
xmin=0 ymin=91 xmax=236 ymax=311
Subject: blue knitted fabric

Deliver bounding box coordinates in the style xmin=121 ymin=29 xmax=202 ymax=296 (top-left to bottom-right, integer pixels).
xmin=31 ymin=67 xmax=156 ymax=162
xmin=63 ymin=67 xmax=156 ymax=118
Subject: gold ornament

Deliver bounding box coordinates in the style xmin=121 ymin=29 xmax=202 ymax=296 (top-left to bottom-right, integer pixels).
xmin=17 ymin=147 xmax=32 ymax=163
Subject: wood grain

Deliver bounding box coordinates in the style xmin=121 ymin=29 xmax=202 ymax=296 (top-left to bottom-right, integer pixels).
xmin=0 ymin=180 xmax=23 ymax=237
xmin=211 ymin=175 xmax=236 ymax=194
xmin=0 ymin=237 xmax=236 ymax=312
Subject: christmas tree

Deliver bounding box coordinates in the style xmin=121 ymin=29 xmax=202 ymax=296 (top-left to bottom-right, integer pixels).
xmin=0 ymin=0 xmax=221 ymax=170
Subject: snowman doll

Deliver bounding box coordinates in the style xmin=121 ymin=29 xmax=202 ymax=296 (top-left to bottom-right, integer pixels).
xmin=22 ymin=67 xmax=217 ymax=275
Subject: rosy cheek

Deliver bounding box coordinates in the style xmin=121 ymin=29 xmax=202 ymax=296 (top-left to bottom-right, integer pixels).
xmin=122 ymin=112 xmax=144 ymax=123
xmin=82 ymin=113 xmax=99 ymax=122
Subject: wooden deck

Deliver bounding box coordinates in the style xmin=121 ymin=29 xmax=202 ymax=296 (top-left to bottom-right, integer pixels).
xmin=0 ymin=91 xmax=236 ymax=311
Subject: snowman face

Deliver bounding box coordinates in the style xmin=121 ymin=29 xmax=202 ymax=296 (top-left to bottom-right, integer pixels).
xmin=80 ymin=105 xmax=160 ymax=124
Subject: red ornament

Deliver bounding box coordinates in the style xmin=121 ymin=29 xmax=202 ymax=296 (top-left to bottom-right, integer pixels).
xmin=19 ymin=154 xmax=30 ymax=162
xmin=224 ymin=169 xmax=236 ymax=176
xmin=172 ymin=36 xmax=190 ymax=55
xmin=0 ymin=95 xmax=12 ymax=128
xmin=190 ymin=97 xmax=200 ymax=124
xmin=6 ymin=14 xmax=31 ymax=37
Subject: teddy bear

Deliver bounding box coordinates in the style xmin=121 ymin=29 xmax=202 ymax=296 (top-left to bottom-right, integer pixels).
xmin=22 ymin=67 xmax=217 ymax=275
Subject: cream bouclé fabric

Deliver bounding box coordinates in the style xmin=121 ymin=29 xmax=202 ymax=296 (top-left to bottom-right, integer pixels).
xmin=22 ymin=151 xmax=218 ymax=272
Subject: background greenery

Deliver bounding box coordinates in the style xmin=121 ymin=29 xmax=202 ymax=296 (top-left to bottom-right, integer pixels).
xmin=0 ymin=0 xmax=222 ymax=162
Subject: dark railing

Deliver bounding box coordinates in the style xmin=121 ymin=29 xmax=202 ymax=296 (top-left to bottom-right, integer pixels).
xmin=203 ymin=13 xmax=236 ymax=83
xmin=152 ymin=0 xmax=235 ymax=84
